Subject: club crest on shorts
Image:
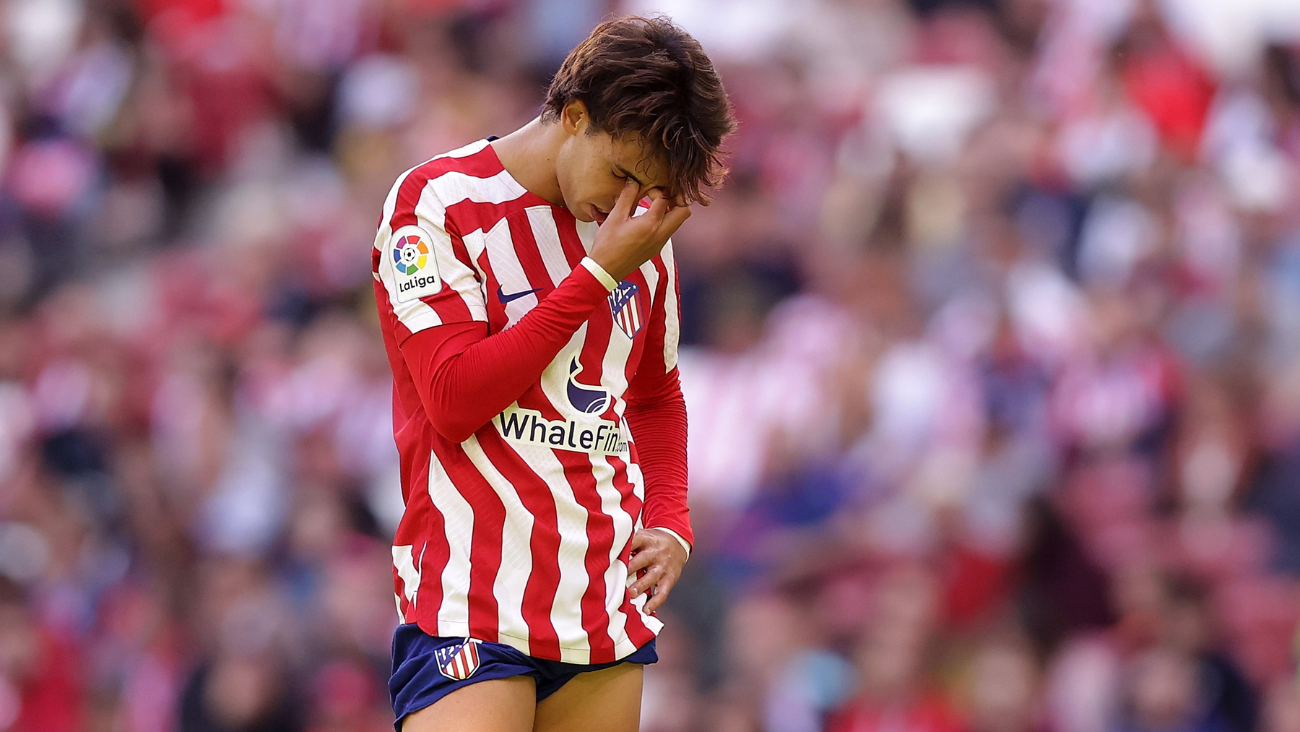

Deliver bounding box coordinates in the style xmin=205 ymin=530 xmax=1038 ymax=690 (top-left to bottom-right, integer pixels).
xmin=609 ymin=281 xmax=644 ymax=339
xmin=434 ymin=638 xmax=482 ymax=681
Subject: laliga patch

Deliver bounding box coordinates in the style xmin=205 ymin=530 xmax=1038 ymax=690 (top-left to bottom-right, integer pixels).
xmin=390 ymin=225 xmax=442 ymax=303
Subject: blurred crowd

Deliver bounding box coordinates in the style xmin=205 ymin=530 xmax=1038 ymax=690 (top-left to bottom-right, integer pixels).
xmin=1 ymin=0 xmax=1300 ymax=730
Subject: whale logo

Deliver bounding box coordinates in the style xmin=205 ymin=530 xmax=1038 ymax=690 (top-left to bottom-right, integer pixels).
xmin=567 ymin=356 xmax=609 ymax=414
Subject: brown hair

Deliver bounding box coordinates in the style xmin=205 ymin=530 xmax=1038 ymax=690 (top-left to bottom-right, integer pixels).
xmin=542 ymin=15 xmax=736 ymax=204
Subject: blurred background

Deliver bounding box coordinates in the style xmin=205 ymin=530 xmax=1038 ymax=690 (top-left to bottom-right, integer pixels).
xmin=2 ymin=0 xmax=1300 ymax=730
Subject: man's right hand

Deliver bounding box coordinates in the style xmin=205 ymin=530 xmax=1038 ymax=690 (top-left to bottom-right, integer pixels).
xmin=588 ymin=179 xmax=691 ymax=282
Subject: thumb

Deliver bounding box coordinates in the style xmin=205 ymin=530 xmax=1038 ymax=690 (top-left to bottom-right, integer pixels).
xmin=629 ymin=529 xmax=653 ymax=552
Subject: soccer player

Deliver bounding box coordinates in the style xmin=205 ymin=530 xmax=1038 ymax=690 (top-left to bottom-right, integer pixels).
xmin=370 ymin=15 xmax=734 ymax=732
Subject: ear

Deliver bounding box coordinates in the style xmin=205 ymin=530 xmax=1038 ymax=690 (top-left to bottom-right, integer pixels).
xmin=561 ymin=100 xmax=589 ymax=136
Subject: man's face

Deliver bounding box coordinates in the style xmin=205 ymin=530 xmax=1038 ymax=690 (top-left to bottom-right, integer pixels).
xmin=554 ymin=101 xmax=674 ymax=224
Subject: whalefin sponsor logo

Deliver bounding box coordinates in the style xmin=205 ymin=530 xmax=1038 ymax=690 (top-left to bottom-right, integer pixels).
xmin=494 ymin=406 xmax=629 ymax=455
xmin=567 ymin=356 xmax=610 ymax=415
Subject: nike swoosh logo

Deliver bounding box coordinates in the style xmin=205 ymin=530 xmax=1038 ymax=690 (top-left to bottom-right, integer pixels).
xmin=497 ymin=285 xmax=541 ymax=303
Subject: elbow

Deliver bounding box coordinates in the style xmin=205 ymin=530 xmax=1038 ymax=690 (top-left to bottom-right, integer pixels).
xmin=428 ymin=415 xmax=483 ymax=444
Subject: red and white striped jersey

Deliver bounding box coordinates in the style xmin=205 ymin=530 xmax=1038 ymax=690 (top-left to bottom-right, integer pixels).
xmin=371 ymin=138 xmax=682 ymax=664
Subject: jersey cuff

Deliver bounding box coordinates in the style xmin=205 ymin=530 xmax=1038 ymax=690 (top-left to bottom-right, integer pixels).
xmin=648 ymin=527 xmax=692 ymax=560
xmin=581 ymin=257 xmax=618 ymax=291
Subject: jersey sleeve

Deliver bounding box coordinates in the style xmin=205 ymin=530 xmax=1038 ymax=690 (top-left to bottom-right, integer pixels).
xmin=644 ymin=240 xmax=680 ymax=375
xmin=623 ymin=240 xmax=692 ymax=546
xmin=373 ymin=169 xmax=487 ymax=343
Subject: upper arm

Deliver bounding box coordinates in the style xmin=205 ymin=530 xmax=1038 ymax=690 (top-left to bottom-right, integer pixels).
xmin=373 ymin=169 xmax=487 ymax=344
xmin=627 ymin=242 xmax=682 ymax=402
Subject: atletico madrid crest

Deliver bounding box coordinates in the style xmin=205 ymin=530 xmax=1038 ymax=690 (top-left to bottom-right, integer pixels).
xmin=609 ymin=281 xmax=644 ymax=339
xmin=434 ymin=638 xmax=482 ymax=680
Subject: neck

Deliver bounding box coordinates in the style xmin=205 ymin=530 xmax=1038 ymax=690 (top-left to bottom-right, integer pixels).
xmin=490 ymin=117 xmax=566 ymax=207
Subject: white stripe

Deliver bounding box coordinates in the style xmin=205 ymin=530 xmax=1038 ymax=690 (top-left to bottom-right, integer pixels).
xmin=496 ymin=438 xmax=595 ymax=662
xmin=499 ymin=374 xmax=596 ymax=661
xmin=526 ymin=206 xmax=574 ymax=286
xmin=377 ymin=227 xmax=446 ymax=332
xmin=374 ymin=166 xmax=447 ymax=333
xmin=639 ymin=256 xmax=663 ymax=304
xmin=392 ymin=544 xmax=421 ymax=607
xmin=443 ymin=138 xmax=491 ymax=158
xmin=483 ymin=218 xmax=537 ymax=327
xmin=617 ymin=459 xmax=662 ymax=649
xmin=589 ymin=297 xmax=639 ymax=652
xmin=462 ymin=436 xmax=536 ymax=655
xmin=626 ymin=579 xmax=664 ymax=636
xmin=626 ymin=445 xmax=647 ymax=513
xmin=412 ymin=185 xmax=488 ymax=323
xmin=460 ymin=229 xmax=489 ymax=293
xmin=575 ymin=219 xmax=598 ymax=254
xmin=429 ymin=454 xmax=474 ymax=631
xmin=661 ymin=242 xmax=680 ymax=371
xmin=427 ymin=169 xmax=528 ymax=224
xmin=593 ymin=453 xmax=636 ymax=651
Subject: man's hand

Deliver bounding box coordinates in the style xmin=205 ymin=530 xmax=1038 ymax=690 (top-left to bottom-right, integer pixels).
xmin=589 ymin=180 xmax=691 ymax=282
xmin=626 ymin=528 xmax=688 ymax=614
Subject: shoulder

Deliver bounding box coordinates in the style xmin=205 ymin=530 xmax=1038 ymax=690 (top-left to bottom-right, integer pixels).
xmin=386 ymin=139 xmax=506 ymax=207
xmin=389 ymin=140 xmax=534 ymax=234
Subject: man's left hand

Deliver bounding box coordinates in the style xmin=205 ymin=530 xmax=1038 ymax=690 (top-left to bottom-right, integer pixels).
xmin=626 ymin=528 xmax=688 ymax=614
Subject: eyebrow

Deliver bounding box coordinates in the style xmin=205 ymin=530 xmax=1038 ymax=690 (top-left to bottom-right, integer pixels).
xmin=615 ymin=164 xmax=648 ymax=188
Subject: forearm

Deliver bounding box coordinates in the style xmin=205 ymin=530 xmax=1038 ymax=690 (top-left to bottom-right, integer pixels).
xmin=401 ymin=260 xmax=613 ymax=442
xmin=625 ymin=369 xmax=692 ymax=547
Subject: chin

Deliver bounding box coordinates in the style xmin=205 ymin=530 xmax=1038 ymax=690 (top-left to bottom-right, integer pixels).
xmin=571 ymin=204 xmax=596 ymax=223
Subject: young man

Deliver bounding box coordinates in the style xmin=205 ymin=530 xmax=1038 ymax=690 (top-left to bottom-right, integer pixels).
xmin=370 ymin=15 xmax=734 ymax=732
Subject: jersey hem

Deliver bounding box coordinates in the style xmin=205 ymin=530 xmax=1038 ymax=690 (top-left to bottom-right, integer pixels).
xmin=412 ymin=617 xmax=655 ymax=665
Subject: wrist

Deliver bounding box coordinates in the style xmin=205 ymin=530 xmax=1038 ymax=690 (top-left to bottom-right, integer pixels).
xmin=580 ymin=257 xmax=618 ymax=291
xmin=648 ymin=527 xmax=692 ymax=560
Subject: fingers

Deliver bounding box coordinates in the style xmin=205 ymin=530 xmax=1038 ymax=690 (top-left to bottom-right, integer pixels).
xmin=641 ymin=194 xmax=671 ymax=228
xmin=656 ymin=202 xmax=692 ymax=238
xmin=625 ymin=529 xmax=684 ymax=612
xmin=627 ymin=547 xmax=655 ymax=574
xmin=643 ymin=575 xmax=676 ymax=614
xmin=611 ymin=178 xmax=639 ymax=220
xmin=628 ymin=563 xmax=664 ymax=598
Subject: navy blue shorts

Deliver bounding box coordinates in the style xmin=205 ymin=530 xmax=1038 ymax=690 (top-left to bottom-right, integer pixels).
xmin=389 ymin=624 xmax=657 ymax=729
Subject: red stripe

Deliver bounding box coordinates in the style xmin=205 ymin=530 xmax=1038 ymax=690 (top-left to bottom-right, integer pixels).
xmin=605 ymin=454 xmax=654 ymax=648
xmin=390 ymin=149 xmax=503 ymax=234
xmin=383 ymin=159 xmax=482 ymax=328
xmin=434 ymin=442 xmax=506 ymax=642
xmin=444 ymin=198 xmax=527 ymax=238
xmin=447 ymin=229 xmax=477 ymax=270
xmin=558 ymin=284 xmax=622 ymax=661
xmin=477 ymin=431 xmax=563 ymax=657
xmin=553 ymin=210 xmax=589 ymax=268
xmin=507 ymin=214 xmax=561 ymax=295
xmin=417 ymin=230 xmax=476 ymax=325
xmin=626 ymin=257 xmax=669 ymax=385
xmin=553 ymin=448 xmax=619 ymax=662
xmin=478 ymin=249 xmax=509 ymax=334
xmin=371 ymin=274 xmax=451 ymax=627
